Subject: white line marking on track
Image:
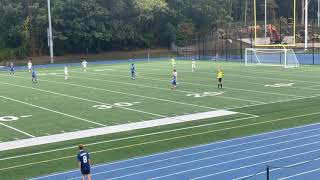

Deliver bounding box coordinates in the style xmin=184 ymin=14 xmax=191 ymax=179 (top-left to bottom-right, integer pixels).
xmin=233 ymin=158 xmax=320 ymax=180
xmin=278 ymin=167 xmax=320 ymax=180
xmin=190 ymin=149 xmax=320 ymax=180
xmin=27 ymin=123 xmax=320 ymax=179
xmin=64 ymin=126 xmax=320 ymax=180
xmin=110 ymin=140 xmax=320 ymax=180
xmin=4 ymin=111 xmax=320 ymax=171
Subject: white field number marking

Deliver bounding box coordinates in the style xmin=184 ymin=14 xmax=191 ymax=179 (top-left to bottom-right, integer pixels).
xmin=265 ymin=83 xmax=295 ymax=88
xmin=37 ymin=73 xmax=58 ymax=76
xmin=187 ymin=92 xmax=224 ymax=98
xmin=0 ymin=115 xmax=32 ymax=122
xmin=93 ymin=102 xmax=140 ymax=110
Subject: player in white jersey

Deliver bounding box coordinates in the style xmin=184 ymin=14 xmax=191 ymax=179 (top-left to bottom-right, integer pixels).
xmin=192 ymin=59 xmax=196 ymax=72
xmin=27 ymin=60 xmax=32 ymax=72
xmin=64 ymin=66 xmax=69 ymax=80
xmin=82 ymin=60 xmax=88 ymax=72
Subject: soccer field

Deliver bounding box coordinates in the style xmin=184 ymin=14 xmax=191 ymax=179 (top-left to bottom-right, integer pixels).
xmin=1 ymin=60 xmax=320 ymax=179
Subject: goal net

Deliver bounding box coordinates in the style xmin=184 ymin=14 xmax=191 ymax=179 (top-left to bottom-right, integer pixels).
xmin=245 ymin=48 xmax=299 ymax=68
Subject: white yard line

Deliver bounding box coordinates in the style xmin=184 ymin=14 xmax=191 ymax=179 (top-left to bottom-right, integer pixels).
xmin=0 ymin=110 xmax=237 ymax=151
xmin=72 ymin=69 xmax=305 ymax=98
xmin=0 ymin=96 xmax=106 ymax=127
xmin=229 ymin=94 xmax=320 ymax=110
xmin=2 ymin=111 xmax=320 ymax=171
xmin=56 ymin=72 xmax=265 ymax=104
xmin=0 ymin=82 xmax=167 ymax=118
xmin=0 ymin=74 xmax=227 ymax=111
xmin=102 ymin=65 xmax=320 ymax=92
xmin=0 ymin=122 xmax=35 ymax=138
xmin=132 ymin=63 xmax=320 ymax=85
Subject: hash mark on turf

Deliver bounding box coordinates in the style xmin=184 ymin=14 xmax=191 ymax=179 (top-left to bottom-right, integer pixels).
xmin=20 ymin=115 xmax=32 ymax=118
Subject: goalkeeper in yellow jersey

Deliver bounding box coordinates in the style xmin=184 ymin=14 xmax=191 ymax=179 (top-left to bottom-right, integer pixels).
xmin=217 ymin=68 xmax=223 ymax=89
xmin=171 ymin=59 xmax=176 ymax=68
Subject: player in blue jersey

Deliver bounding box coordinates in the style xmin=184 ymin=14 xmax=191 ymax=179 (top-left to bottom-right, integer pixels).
xmin=31 ymin=68 xmax=37 ymax=83
xmin=130 ymin=63 xmax=135 ymax=80
xmin=9 ymin=62 xmax=14 ymax=76
xmin=77 ymin=144 xmax=92 ymax=180
xmin=171 ymin=69 xmax=177 ymax=90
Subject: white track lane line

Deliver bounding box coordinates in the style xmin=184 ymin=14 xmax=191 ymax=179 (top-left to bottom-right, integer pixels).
xmin=278 ymin=167 xmax=320 ymax=180
xmin=190 ymin=149 xmax=320 ymax=180
xmin=63 ymin=126 xmax=320 ymax=179
xmin=110 ymin=140 xmax=320 ymax=180
xmin=5 ymin=109 xmax=320 ymax=171
xmin=233 ymin=158 xmax=320 ymax=180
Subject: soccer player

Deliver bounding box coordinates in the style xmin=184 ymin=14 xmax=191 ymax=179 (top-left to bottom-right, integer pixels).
xmin=27 ymin=59 xmax=32 ymax=72
xmin=64 ymin=66 xmax=69 ymax=80
xmin=81 ymin=60 xmax=88 ymax=72
xmin=9 ymin=62 xmax=14 ymax=76
xmin=31 ymin=68 xmax=37 ymax=83
xmin=130 ymin=64 xmax=135 ymax=80
xmin=171 ymin=58 xmax=176 ymax=68
xmin=172 ymin=69 xmax=178 ymax=90
xmin=77 ymin=144 xmax=92 ymax=180
xmin=192 ymin=59 xmax=196 ymax=72
xmin=217 ymin=68 xmax=223 ymax=89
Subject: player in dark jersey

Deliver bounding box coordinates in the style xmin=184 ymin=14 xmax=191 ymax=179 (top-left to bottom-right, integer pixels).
xmin=9 ymin=62 xmax=15 ymax=76
xmin=130 ymin=64 xmax=135 ymax=80
xmin=32 ymin=68 xmax=37 ymax=83
xmin=77 ymin=144 xmax=92 ymax=180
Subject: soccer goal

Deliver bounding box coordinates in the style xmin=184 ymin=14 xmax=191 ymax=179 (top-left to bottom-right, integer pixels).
xmin=245 ymin=48 xmax=299 ymax=68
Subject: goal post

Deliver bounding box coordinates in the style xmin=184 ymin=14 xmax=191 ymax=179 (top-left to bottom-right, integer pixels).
xmin=245 ymin=48 xmax=299 ymax=68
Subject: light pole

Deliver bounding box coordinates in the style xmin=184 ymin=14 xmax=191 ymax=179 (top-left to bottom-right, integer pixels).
xmin=265 ymin=0 xmax=267 ymax=45
xmin=305 ymin=0 xmax=308 ymax=50
xmin=47 ymin=0 xmax=54 ymax=63
xmin=318 ymin=0 xmax=320 ymax=27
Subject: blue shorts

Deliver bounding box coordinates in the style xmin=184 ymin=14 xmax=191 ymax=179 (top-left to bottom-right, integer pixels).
xmin=172 ymin=80 xmax=177 ymax=85
xmin=32 ymin=75 xmax=36 ymax=78
xmin=10 ymin=68 xmax=14 ymax=72
xmin=81 ymin=168 xmax=90 ymax=175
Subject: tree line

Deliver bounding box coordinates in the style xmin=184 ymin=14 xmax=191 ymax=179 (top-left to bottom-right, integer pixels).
xmin=0 ymin=0 xmax=319 ymax=60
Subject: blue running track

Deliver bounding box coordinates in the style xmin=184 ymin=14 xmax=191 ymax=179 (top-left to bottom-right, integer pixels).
xmin=31 ymin=123 xmax=320 ymax=180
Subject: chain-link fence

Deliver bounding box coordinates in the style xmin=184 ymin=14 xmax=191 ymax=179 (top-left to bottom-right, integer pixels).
xmin=173 ymin=20 xmax=320 ymax=65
